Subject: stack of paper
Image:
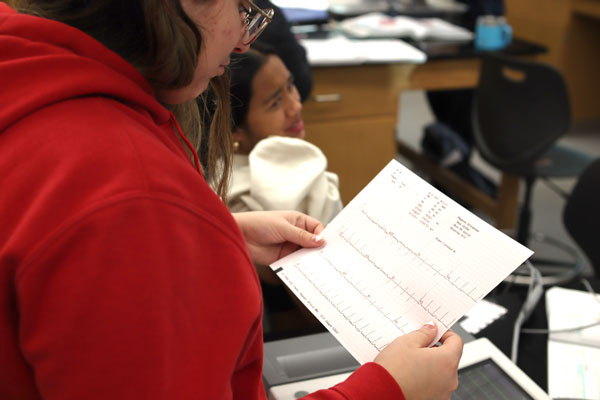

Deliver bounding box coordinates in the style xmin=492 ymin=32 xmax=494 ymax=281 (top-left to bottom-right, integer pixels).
xmin=337 ymin=12 xmax=473 ymax=41
xmin=328 ymin=0 xmax=467 ymax=16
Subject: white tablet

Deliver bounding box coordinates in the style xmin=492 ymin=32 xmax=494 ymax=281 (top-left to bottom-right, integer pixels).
xmin=268 ymin=337 xmax=550 ymax=400
xmin=454 ymin=337 xmax=549 ymax=399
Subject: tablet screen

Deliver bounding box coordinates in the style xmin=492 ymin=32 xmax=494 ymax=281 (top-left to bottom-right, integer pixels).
xmin=453 ymin=359 xmax=534 ymax=399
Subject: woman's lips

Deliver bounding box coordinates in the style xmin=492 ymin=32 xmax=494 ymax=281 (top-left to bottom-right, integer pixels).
xmin=216 ymin=61 xmax=229 ymax=76
xmin=287 ymin=119 xmax=304 ymax=136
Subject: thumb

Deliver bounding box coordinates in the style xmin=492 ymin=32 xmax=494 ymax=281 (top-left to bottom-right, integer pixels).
xmin=286 ymin=225 xmax=325 ymax=249
xmin=405 ymin=321 xmax=438 ymax=348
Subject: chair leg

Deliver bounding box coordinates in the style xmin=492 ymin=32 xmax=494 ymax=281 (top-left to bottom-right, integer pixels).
xmin=517 ymin=177 xmax=535 ymax=245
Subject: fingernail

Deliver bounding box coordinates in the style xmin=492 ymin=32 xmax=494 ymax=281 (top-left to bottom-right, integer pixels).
xmin=423 ymin=321 xmax=436 ymax=329
xmin=313 ymin=234 xmax=324 ymax=243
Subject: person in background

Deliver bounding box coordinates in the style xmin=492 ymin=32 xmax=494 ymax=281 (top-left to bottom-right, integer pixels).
xmin=0 ymin=1 xmax=462 ymax=399
xmin=227 ymin=43 xmax=342 ymax=225
xmin=197 ymin=0 xmax=312 ymax=170
xmin=226 ymin=44 xmax=342 ymax=336
xmin=252 ymin=0 xmax=312 ymax=102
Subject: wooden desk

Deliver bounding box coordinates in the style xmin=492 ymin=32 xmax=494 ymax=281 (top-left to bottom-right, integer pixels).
xmin=303 ymin=57 xmax=520 ymax=230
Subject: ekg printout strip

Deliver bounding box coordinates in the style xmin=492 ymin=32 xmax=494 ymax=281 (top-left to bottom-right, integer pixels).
xmin=270 ymin=159 xmax=532 ymax=364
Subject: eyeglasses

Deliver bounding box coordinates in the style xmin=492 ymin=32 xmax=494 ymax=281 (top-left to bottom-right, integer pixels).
xmin=240 ymin=0 xmax=274 ymax=45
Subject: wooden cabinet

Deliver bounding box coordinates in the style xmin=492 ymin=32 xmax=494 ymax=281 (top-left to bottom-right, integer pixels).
xmin=302 ymin=64 xmax=411 ymax=204
xmin=305 ymin=115 xmax=398 ymax=205
xmin=301 ymin=59 xmax=484 ymax=206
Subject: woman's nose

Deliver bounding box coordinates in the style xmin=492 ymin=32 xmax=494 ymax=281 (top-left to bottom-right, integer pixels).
xmin=286 ymin=95 xmax=302 ymax=117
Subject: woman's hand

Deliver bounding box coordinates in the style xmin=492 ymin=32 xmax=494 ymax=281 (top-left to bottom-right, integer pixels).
xmin=233 ymin=211 xmax=325 ymax=266
xmin=374 ymin=323 xmax=463 ymax=400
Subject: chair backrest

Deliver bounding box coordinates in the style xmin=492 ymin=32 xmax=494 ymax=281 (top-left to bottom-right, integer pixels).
xmin=563 ymin=158 xmax=600 ymax=276
xmin=471 ymin=53 xmax=571 ymax=177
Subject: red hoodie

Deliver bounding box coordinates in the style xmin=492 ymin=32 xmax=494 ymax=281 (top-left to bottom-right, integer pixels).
xmin=0 ymin=4 xmax=403 ymax=400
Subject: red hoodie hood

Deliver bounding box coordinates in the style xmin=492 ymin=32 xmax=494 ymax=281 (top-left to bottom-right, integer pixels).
xmin=0 ymin=3 xmax=171 ymax=133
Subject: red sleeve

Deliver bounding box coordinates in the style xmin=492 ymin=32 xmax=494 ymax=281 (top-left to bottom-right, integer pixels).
xmin=303 ymin=363 xmax=406 ymax=400
xmin=15 ymin=195 xmax=265 ymax=400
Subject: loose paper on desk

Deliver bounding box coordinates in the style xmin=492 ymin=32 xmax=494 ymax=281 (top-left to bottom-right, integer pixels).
xmin=300 ymin=36 xmax=426 ymax=66
xmin=270 ymin=159 xmax=532 ymax=364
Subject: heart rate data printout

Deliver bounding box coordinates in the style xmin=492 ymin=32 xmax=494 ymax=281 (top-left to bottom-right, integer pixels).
xmin=271 ymin=159 xmax=533 ymax=364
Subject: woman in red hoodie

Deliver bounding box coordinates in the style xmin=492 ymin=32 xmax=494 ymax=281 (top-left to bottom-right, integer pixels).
xmin=0 ymin=1 xmax=462 ymax=399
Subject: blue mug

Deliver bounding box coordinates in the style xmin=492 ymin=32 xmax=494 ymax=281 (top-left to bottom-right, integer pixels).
xmin=475 ymin=16 xmax=512 ymax=51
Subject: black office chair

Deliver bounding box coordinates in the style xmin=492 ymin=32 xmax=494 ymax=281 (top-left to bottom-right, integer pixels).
xmin=563 ymin=158 xmax=600 ymax=277
xmin=472 ymin=53 xmax=594 ymax=284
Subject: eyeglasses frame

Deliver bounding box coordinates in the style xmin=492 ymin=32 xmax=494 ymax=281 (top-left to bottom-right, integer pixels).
xmin=240 ymin=0 xmax=274 ymax=45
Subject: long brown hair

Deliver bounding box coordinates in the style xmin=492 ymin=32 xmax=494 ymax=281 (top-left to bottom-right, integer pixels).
xmin=12 ymin=0 xmax=232 ymax=199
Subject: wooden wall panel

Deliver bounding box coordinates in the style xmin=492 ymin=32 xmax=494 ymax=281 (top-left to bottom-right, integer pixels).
xmin=505 ymin=0 xmax=600 ymax=121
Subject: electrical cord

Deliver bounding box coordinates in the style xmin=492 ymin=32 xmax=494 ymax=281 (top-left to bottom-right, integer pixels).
xmin=521 ymin=320 xmax=600 ymax=335
xmin=511 ymin=260 xmax=544 ymax=363
xmin=520 ymin=278 xmax=600 ymax=335
xmin=510 ymin=272 xmax=600 ymax=364
xmin=503 ymin=234 xmax=585 ymax=287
